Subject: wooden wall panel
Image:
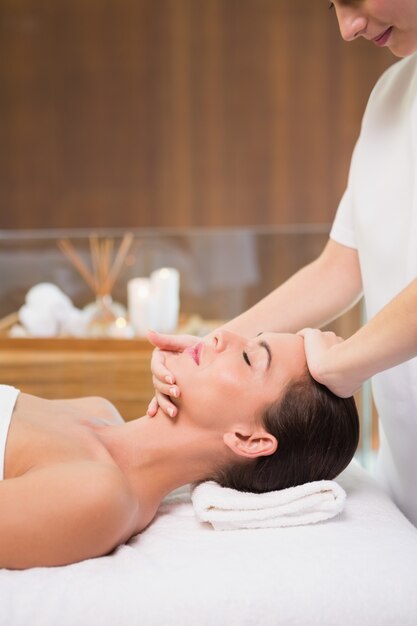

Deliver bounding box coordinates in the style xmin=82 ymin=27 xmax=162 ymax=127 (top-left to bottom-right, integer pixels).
xmin=0 ymin=0 xmax=394 ymax=229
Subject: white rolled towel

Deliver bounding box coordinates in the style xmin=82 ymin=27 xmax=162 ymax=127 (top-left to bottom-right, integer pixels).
xmin=191 ymin=479 xmax=346 ymax=530
xmin=18 ymin=283 xmax=87 ymax=337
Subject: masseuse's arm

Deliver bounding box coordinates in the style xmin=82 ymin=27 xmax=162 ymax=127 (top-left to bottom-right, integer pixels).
xmin=0 ymin=462 xmax=136 ymax=569
xmin=221 ymin=239 xmax=362 ymax=336
xmin=302 ymin=276 xmax=417 ymax=397
xmin=148 ymin=240 xmax=363 ymax=416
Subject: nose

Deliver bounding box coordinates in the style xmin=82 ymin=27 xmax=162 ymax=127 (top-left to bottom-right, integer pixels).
xmin=334 ymin=6 xmax=367 ymax=42
xmin=211 ymin=329 xmax=245 ymax=352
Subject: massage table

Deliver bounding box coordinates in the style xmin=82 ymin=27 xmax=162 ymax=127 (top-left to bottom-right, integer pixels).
xmin=1 ymin=460 xmax=417 ymax=626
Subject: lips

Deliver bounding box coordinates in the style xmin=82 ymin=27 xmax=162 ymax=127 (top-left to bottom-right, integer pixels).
xmin=185 ymin=342 xmax=202 ymax=365
xmin=372 ymin=26 xmax=393 ymax=46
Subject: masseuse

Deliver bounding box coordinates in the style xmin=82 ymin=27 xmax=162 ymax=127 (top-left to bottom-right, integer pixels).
xmin=149 ymin=1 xmax=417 ymax=527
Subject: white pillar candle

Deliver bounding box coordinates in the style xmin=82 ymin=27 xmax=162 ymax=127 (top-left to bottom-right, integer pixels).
xmin=150 ymin=267 xmax=180 ymax=333
xmin=127 ymin=277 xmax=151 ymax=336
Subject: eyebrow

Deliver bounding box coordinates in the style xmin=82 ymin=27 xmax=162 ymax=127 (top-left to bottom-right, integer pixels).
xmin=255 ymin=332 xmax=272 ymax=370
xmin=259 ymin=340 xmax=272 ymax=370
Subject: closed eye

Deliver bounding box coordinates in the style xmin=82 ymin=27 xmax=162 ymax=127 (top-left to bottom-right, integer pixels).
xmin=243 ymin=351 xmax=251 ymax=366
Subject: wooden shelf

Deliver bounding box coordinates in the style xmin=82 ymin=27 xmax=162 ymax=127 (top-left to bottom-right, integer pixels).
xmin=0 ymin=337 xmax=154 ymax=421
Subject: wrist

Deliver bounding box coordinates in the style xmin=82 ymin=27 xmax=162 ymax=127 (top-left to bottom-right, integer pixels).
xmin=317 ymin=342 xmax=365 ymax=398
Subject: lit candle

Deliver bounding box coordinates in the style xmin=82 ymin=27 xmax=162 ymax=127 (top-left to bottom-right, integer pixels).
xmin=107 ymin=316 xmax=135 ymax=339
xmin=127 ymin=278 xmax=151 ymax=336
xmin=150 ymin=267 xmax=180 ymax=333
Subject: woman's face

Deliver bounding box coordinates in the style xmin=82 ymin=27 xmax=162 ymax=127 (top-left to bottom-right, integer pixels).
xmin=164 ymin=330 xmax=307 ymax=431
xmin=330 ymin=0 xmax=417 ymax=57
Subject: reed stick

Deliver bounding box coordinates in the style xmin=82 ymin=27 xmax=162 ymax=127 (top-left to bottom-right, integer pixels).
xmin=106 ymin=233 xmax=134 ymax=293
xmin=0 ymin=311 xmax=19 ymax=332
xmin=101 ymin=238 xmax=112 ymax=293
xmin=58 ymin=239 xmax=96 ymax=293
xmin=89 ymin=234 xmax=101 ymax=293
xmin=59 ymin=233 xmax=134 ymax=298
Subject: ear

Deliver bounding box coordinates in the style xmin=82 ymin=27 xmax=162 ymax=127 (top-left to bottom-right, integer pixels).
xmin=223 ymin=429 xmax=278 ymax=460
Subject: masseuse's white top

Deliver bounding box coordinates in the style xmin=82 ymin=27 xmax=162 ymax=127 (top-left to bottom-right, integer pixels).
xmin=0 ymin=385 xmax=20 ymax=480
xmin=331 ymin=53 xmax=417 ymax=526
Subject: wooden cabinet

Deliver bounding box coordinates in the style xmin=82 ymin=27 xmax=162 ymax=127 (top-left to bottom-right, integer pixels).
xmin=0 ymin=338 xmax=154 ymax=421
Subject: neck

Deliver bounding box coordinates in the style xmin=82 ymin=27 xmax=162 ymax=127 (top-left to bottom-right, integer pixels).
xmin=99 ymin=412 xmax=226 ymax=505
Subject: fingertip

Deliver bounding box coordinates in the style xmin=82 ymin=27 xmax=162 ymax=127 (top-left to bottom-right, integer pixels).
xmin=147 ymin=329 xmax=158 ymax=346
xmin=147 ymin=397 xmax=157 ymax=416
xmin=170 ymin=386 xmax=180 ymax=398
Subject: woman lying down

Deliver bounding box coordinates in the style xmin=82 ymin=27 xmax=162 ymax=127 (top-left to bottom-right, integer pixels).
xmin=0 ymin=330 xmax=359 ymax=569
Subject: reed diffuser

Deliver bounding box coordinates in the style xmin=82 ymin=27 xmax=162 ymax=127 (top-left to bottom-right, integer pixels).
xmin=58 ymin=233 xmax=134 ymax=337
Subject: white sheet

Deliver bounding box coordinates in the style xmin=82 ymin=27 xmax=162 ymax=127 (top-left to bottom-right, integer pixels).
xmin=1 ymin=460 xmax=417 ymax=626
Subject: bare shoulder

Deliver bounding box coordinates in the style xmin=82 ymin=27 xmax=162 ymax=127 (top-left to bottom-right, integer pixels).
xmin=76 ymin=462 xmax=140 ymax=539
xmin=0 ymin=461 xmax=139 ymax=569
xmin=64 ymin=396 xmax=125 ymax=424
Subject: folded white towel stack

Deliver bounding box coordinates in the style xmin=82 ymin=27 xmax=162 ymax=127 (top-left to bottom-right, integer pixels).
xmin=18 ymin=283 xmax=87 ymax=337
xmin=191 ymin=479 xmax=346 ymax=530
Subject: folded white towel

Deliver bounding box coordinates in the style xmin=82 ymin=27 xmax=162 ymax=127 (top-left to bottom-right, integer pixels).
xmin=191 ymin=479 xmax=346 ymax=530
xmin=18 ymin=283 xmax=87 ymax=337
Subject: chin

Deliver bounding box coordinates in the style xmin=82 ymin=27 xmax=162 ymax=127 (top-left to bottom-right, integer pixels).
xmin=390 ymin=48 xmax=415 ymax=58
xmin=389 ymin=37 xmax=417 ymax=58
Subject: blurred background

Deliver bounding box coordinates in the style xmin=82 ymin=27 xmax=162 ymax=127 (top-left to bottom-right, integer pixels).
xmin=0 ymin=0 xmax=395 ymax=464
xmin=0 ymin=0 xmax=393 ymax=230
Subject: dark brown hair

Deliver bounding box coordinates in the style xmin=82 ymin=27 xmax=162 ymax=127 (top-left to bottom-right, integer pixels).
xmin=215 ymin=372 xmax=360 ymax=493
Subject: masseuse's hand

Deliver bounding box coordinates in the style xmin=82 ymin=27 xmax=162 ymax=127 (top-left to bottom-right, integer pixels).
xmin=298 ymin=328 xmax=359 ymax=398
xmin=147 ymin=330 xmax=199 ymax=417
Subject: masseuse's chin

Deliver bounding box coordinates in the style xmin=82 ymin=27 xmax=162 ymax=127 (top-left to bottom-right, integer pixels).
xmin=389 ymin=39 xmax=417 ymax=58
xmin=390 ymin=47 xmax=414 ymax=58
